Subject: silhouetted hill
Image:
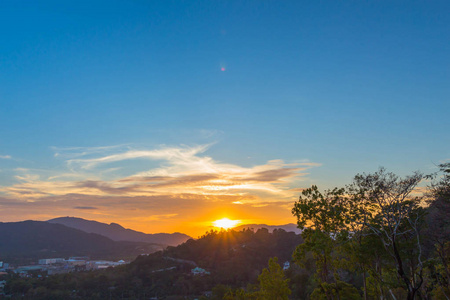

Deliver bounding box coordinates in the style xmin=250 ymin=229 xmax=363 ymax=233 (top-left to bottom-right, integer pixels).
xmin=6 ymin=227 xmax=304 ymax=298
xmin=154 ymin=227 xmax=304 ymax=286
xmin=0 ymin=221 xmax=161 ymax=263
xmin=233 ymin=223 xmax=302 ymax=234
xmin=48 ymin=217 xmax=191 ymax=246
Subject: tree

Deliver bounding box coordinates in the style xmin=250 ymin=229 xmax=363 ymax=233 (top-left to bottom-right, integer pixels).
xmin=425 ymin=163 xmax=450 ymax=297
xmin=224 ymin=257 xmax=291 ymax=300
xmin=428 ymin=162 xmax=450 ymax=199
xmin=292 ymin=186 xmax=358 ymax=299
xmin=348 ymin=168 xmax=425 ymax=300
xmin=223 ymin=287 xmax=255 ymax=300
xmin=256 ymin=257 xmax=291 ymax=300
xmin=292 ymin=168 xmax=432 ymax=299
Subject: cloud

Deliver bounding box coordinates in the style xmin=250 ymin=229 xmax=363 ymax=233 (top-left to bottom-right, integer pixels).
xmin=52 ymin=145 xmax=130 ymax=159
xmin=0 ymin=155 xmax=11 ymax=159
xmin=65 ymin=144 xmax=211 ymax=171
xmin=0 ymin=144 xmax=320 ymax=234
xmin=74 ymin=206 xmax=98 ymax=210
xmin=1 ymin=144 xmax=318 ymax=200
xmin=243 ymin=168 xmax=302 ymax=182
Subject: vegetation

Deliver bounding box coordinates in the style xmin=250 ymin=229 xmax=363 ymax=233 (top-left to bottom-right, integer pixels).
xmin=291 ymin=166 xmax=450 ymax=299
xmin=3 ymin=165 xmax=449 ymax=299
xmin=4 ymin=228 xmax=301 ymax=299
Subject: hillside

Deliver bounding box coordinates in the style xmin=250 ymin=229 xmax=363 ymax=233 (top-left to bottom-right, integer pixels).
xmin=0 ymin=221 xmax=161 ymax=264
xmin=4 ymin=228 xmax=304 ymax=299
xmin=159 ymin=227 xmax=303 ymax=286
xmin=48 ymin=217 xmax=191 ymax=246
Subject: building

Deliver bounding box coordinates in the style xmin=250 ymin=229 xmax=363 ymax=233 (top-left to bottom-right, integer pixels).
xmin=87 ymin=260 xmax=126 ymax=270
xmin=38 ymin=258 xmax=65 ymax=265
xmin=191 ymin=267 xmax=210 ymax=275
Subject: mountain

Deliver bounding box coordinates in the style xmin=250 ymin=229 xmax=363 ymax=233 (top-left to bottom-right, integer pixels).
xmin=48 ymin=217 xmax=191 ymax=246
xmin=233 ymin=223 xmax=302 ymax=234
xmin=0 ymin=221 xmax=161 ymax=263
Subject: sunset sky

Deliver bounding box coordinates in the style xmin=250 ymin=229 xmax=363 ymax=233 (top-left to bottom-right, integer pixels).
xmin=1 ymin=1 xmax=449 ymax=237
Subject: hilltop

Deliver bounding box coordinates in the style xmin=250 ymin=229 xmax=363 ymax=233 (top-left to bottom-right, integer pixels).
xmin=233 ymin=223 xmax=302 ymax=234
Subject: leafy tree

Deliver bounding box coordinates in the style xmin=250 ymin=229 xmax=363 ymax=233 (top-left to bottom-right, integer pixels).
xmin=223 ymin=287 xmax=255 ymax=300
xmin=223 ymin=257 xmax=291 ymax=300
xmin=348 ymin=168 xmax=425 ymax=300
xmin=341 ymin=226 xmax=389 ymax=300
xmin=256 ymin=257 xmax=291 ymax=300
xmin=292 ymin=168 xmax=437 ymax=300
xmin=310 ymin=280 xmax=361 ymax=300
xmin=292 ymin=185 xmax=356 ymax=299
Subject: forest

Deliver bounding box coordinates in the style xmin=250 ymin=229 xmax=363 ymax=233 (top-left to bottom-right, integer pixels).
xmin=3 ymin=164 xmax=449 ymax=300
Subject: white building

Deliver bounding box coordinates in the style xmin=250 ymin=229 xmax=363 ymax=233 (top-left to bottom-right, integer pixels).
xmin=38 ymin=258 xmax=65 ymax=265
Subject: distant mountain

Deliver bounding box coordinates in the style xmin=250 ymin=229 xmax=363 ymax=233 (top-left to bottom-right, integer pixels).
xmin=48 ymin=217 xmax=191 ymax=246
xmin=0 ymin=221 xmax=161 ymax=263
xmin=233 ymin=223 xmax=302 ymax=234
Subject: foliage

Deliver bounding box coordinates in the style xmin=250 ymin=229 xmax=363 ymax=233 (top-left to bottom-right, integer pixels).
xmin=221 ymin=257 xmax=291 ymax=300
xmin=424 ymin=163 xmax=450 ymax=299
xmin=292 ymin=185 xmax=356 ymax=299
xmin=292 ymin=167 xmax=450 ymax=299
xmin=348 ymin=168 xmax=426 ymax=300
xmin=256 ymin=257 xmax=291 ymax=300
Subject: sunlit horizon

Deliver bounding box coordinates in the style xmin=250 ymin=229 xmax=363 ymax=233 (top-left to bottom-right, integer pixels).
xmin=212 ymin=218 xmax=241 ymax=230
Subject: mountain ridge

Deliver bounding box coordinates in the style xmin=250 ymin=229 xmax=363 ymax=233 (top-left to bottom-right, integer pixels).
xmin=48 ymin=217 xmax=191 ymax=246
xmin=0 ymin=220 xmax=161 ymax=263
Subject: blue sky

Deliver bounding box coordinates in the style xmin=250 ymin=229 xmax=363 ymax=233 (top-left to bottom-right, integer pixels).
xmin=0 ymin=1 xmax=449 ymax=235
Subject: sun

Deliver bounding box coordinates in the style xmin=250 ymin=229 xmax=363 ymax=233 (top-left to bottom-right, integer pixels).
xmin=212 ymin=218 xmax=240 ymax=229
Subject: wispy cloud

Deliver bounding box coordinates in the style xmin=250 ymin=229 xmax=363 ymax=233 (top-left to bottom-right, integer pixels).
xmin=2 ymin=144 xmax=319 ymax=199
xmin=52 ymin=144 xmax=130 ymax=159
xmin=74 ymin=206 xmax=98 ymax=210
xmin=0 ymin=155 xmax=11 ymax=159
xmin=63 ymin=144 xmax=211 ymax=171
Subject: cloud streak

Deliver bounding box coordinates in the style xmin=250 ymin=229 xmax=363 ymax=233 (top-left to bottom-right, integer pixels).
xmin=0 ymin=144 xmax=320 ymax=235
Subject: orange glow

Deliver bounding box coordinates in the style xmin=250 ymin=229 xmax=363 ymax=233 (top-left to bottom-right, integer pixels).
xmin=0 ymin=144 xmax=314 ymax=237
xmin=212 ymin=218 xmax=240 ymax=229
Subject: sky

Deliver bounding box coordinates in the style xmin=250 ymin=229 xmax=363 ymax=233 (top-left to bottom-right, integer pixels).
xmin=0 ymin=1 xmax=449 ymax=237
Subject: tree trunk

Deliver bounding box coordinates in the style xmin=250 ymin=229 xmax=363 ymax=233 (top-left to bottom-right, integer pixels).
xmin=362 ymin=266 xmax=368 ymax=300
xmin=392 ymin=238 xmax=416 ymax=299
xmin=388 ymin=289 xmax=397 ymax=300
